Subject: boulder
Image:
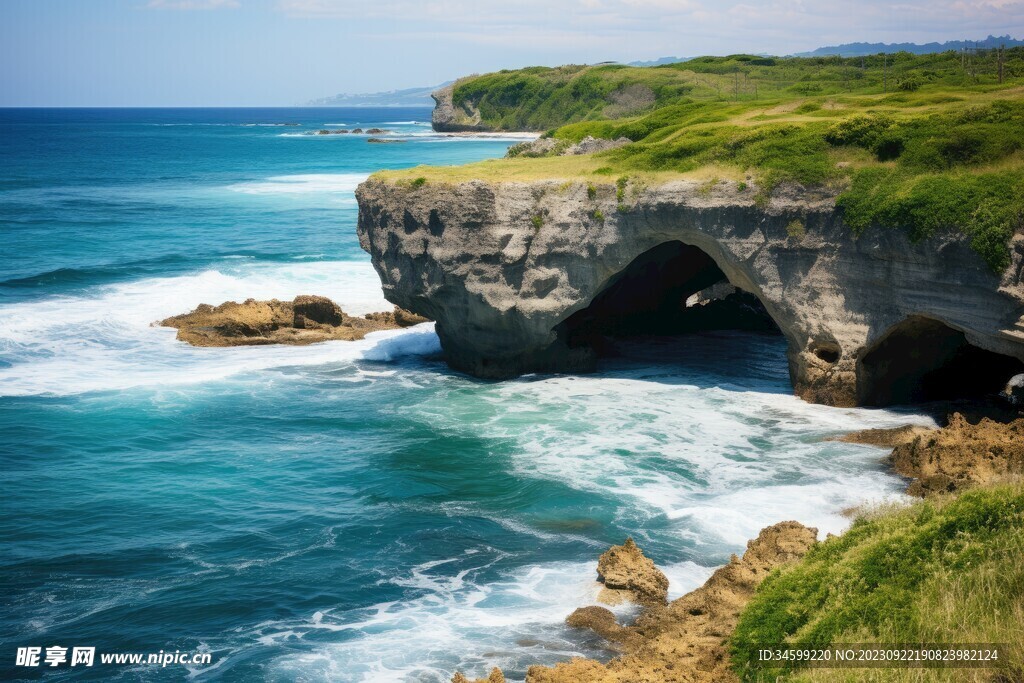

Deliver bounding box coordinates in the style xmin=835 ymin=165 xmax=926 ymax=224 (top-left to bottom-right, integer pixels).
xmin=564 ymin=606 xmax=640 ymax=647
xmin=596 ymin=537 xmax=668 ymax=606
xmin=293 ymin=295 xmax=345 ymax=327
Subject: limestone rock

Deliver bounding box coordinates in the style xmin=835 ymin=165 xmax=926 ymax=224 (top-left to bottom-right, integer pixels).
xmin=596 ymin=538 xmax=668 ymax=606
xmin=526 ymin=522 xmax=818 ymax=683
xmin=835 ymin=424 xmax=935 ymax=448
xmin=432 ymin=82 xmax=493 ymax=133
xmin=564 ymin=606 xmax=641 ymax=648
xmin=564 ymin=136 xmax=631 ymax=155
xmin=356 ymin=177 xmax=1024 ymax=406
xmin=293 ymin=294 xmax=345 ymax=327
xmin=890 ymin=413 xmax=1024 ymax=496
xmin=159 ymin=295 xmax=402 ymax=347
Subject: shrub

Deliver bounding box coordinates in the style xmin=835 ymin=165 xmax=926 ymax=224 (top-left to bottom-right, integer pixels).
xmin=411 ymin=177 xmax=427 ymax=188
xmin=895 ymin=74 xmax=923 ymax=91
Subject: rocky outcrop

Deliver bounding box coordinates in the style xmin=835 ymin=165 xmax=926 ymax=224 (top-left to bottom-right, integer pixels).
xmin=890 ymin=413 xmax=1024 ymax=496
xmin=159 ymin=296 xmax=428 ymax=347
xmin=432 ymin=83 xmax=492 ymax=133
xmin=564 ymin=136 xmax=632 ymax=156
xmin=506 ymin=136 xmax=631 ymax=159
xmin=594 ymin=538 xmax=669 ymax=606
xmin=459 ymin=522 xmax=816 ymax=683
xmin=356 ymin=177 xmax=1024 ymax=406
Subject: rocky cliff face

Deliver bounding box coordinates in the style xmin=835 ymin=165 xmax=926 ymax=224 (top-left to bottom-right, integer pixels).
xmin=431 ymin=83 xmax=492 ymax=133
xmin=356 ymin=177 xmax=1024 ymax=406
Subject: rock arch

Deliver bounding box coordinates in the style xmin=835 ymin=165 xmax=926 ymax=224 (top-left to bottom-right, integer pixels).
xmin=856 ymin=315 xmax=1024 ymax=406
xmin=554 ymin=240 xmax=783 ymax=357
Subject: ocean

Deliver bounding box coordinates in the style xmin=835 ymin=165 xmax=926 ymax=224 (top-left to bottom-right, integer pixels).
xmin=0 ymin=107 xmax=930 ymax=682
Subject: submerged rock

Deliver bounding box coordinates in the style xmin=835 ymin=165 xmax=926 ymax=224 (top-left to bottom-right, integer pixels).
xmin=159 ymin=297 xmax=429 ymax=347
xmin=835 ymin=423 xmax=935 ymax=448
xmin=564 ymin=605 xmax=641 ymax=648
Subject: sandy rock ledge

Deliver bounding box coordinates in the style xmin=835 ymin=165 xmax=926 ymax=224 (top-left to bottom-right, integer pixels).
xmin=159 ymin=295 xmax=429 ymax=347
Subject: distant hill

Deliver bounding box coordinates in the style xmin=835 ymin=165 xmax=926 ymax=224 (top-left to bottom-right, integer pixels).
xmin=307 ymin=83 xmax=450 ymax=107
xmin=627 ymin=56 xmax=693 ymax=67
xmin=795 ymin=35 xmax=1023 ymax=57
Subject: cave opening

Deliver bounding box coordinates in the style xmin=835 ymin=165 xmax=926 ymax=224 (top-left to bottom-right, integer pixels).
xmin=857 ymin=316 xmax=1024 ymax=406
xmin=555 ymin=241 xmax=782 ymax=356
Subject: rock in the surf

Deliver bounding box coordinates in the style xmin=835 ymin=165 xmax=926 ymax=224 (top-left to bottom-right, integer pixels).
xmin=159 ymin=296 xmax=428 ymax=347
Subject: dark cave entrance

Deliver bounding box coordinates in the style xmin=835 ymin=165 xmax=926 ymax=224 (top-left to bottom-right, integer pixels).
xmin=555 ymin=241 xmax=782 ymax=355
xmin=857 ymin=316 xmax=1024 ymax=406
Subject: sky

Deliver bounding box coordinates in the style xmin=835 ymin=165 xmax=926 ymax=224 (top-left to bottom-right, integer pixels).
xmin=1 ymin=0 xmax=1022 ymax=106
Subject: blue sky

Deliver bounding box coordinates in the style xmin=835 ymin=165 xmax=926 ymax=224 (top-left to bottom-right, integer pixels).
xmin=1 ymin=0 xmax=1022 ymax=106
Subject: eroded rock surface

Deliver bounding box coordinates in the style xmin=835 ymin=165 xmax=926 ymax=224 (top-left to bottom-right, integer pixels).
xmin=357 ymin=177 xmax=1024 ymax=406
xmin=890 ymin=413 xmax=1024 ymax=496
xmin=160 ymin=296 xmax=428 ymax=347
xmin=595 ymin=538 xmax=669 ymax=606
xmin=453 ymin=525 xmax=815 ymax=683
xmin=432 ymin=83 xmax=493 ymax=133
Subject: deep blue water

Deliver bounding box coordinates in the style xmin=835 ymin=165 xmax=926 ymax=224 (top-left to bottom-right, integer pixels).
xmin=0 ymin=108 xmax=927 ymax=682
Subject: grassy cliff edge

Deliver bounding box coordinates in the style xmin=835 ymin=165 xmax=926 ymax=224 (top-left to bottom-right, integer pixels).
xmin=384 ymin=52 xmax=1024 ymax=271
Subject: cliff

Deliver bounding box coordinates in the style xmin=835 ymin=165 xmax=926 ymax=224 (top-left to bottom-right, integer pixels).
xmin=356 ymin=177 xmax=1024 ymax=406
xmin=431 ymin=82 xmax=493 ymax=133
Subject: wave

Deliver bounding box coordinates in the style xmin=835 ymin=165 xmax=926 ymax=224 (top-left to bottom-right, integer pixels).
xmin=256 ymin=556 xmax=632 ymax=682
xmin=226 ymin=173 xmax=369 ymax=195
xmin=400 ymin=335 xmax=934 ymax=551
xmin=0 ymin=260 xmax=439 ymax=397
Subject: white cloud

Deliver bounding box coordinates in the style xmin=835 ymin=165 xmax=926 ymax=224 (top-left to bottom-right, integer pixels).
xmin=273 ymin=0 xmax=1024 ymax=57
xmin=147 ymin=0 xmax=240 ymax=9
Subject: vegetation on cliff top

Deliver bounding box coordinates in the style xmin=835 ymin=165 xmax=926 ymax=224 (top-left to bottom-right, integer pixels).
xmin=382 ymin=50 xmax=1024 ymax=271
xmin=730 ymin=482 xmax=1024 ymax=681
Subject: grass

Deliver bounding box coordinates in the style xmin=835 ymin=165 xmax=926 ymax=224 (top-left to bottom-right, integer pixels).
xmin=730 ymin=483 xmax=1024 ymax=682
xmin=375 ymin=50 xmax=1024 ymax=271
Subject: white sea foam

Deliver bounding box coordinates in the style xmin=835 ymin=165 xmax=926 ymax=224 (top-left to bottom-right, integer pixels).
xmin=403 ymin=341 xmax=933 ymax=553
xmin=226 ymin=173 xmax=368 ymax=195
xmin=0 ymin=259 xmax=442 ymax=397
xmin=247 ymin=335 xmax=934 ymax=681
xmin=259 ymin=557 xmax=630 ymax=683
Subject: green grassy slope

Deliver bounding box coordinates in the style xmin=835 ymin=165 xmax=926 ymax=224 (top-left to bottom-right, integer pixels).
xmin=387 ymin=50 xmax=1024 ymax=271
xmin=730 ymin=483 xmax=1024 ymax=682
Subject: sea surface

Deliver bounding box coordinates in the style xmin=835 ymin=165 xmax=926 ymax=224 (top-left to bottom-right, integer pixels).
xmin=0 ymin=108 xmax=931 ymax=682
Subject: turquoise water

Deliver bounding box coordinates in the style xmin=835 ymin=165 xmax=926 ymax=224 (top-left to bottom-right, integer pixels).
xmin=0 ymin=108 xmax=929 ymax=682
